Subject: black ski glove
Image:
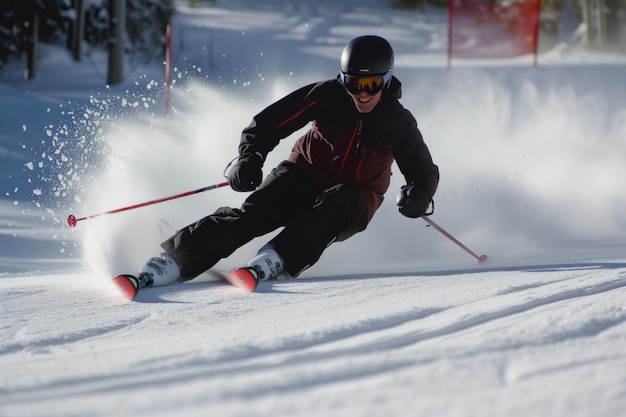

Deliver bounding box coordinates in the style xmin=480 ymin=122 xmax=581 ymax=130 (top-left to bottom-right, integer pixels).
xmin=227 ymin=153 xmax=264 ymax=192
xmin=397 ymin=183 xmax=431 ymax=218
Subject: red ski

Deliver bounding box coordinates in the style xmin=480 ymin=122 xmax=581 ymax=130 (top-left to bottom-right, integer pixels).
xmin=112 ymin=267 xmax=259 ymax=301
xmin=112 ymin=274 xmax=140 ymax=301
xmin=214 ymin=267 xmax=259 ymax=292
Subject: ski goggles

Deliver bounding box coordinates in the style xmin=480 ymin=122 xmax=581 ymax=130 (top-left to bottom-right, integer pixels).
xmin=341 ymin=73 xmax=388 ymax=95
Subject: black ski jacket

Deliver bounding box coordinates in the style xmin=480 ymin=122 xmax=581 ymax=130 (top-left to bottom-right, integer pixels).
xmin=239 ymin=76 xmax=439 ymax=221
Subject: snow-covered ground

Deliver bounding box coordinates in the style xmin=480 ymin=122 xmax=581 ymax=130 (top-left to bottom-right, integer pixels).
xmin=1 ymin=1 xmax=626 ymax=416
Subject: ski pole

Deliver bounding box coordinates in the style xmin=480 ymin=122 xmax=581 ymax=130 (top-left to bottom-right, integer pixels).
xmin=421 ymin=215 xmax=488 ymax=263
xmin=67 ymin=181 xmax=229 ymax=228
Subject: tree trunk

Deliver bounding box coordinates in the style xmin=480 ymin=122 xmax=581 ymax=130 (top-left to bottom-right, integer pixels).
xmin=107 ymin=0 xmax=125 ymax=85
xmin=581 ymin=0 xmax=593 ymax=47
xmin=26 ymin=10 xmax=38 ymax=80
xmin=605 ymin=0 xmax=625 ymax=49
xmin=73 ymin=0 xmax=85 ymax=61
xmin=596 ymin=0 xmax=606 ymax=46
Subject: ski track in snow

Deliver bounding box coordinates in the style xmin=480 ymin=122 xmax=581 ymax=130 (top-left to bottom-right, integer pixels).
xmin=2 ymin=263 xmax=626 ymax=416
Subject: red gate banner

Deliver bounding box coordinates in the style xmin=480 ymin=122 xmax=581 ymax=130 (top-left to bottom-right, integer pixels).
xmin=448 ymin=0 xmax=541 ymax=63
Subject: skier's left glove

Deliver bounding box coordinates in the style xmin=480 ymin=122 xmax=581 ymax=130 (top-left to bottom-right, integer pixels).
xmin=396 ymin=183 xmax=431 ymax=218
xmin=227 ymin=152 xmax=264 ymax=192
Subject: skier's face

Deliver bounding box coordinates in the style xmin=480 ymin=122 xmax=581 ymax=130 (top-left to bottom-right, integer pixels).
xmin=349 ymin=89 xmax=382 ymax=113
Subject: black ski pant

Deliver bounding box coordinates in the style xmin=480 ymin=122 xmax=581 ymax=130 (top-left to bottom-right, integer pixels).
xmin=161 ymin=161 xmax=370 ymax=279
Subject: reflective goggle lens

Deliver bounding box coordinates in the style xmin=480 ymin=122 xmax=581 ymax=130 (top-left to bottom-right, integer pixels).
xmin=343 ymin=74 xmax=385 ymax=95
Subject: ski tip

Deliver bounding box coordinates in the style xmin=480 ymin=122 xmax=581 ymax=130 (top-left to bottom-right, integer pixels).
xmin=224 ymin=267 xmax=259 ymax=292
xmin=478 ymin=254 xmax=488 ymax=263
xmin=112 ymin=274 xmax=139 ymax=300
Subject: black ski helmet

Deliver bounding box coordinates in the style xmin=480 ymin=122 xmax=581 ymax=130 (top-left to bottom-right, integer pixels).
xmin=340 ymin=35 xmax=394 ymax=82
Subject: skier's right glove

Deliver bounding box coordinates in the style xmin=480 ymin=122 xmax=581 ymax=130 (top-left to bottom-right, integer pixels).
xmin=396 ymin=183 xmax=431 ymax=218
xmin=227 ymin=152 xmax=264 ymax=192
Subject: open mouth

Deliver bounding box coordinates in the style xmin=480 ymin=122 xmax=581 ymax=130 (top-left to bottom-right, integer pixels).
xmin=357 ymin=96 xmax=372 ymax=103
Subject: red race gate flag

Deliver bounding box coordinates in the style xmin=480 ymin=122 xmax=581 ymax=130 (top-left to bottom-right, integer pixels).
xmin=448 ymin=0 xmax=541 ymax=66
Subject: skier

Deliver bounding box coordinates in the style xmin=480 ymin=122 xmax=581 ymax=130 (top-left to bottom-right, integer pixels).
xmin=131 ymin=35 xmax=439 ymax=289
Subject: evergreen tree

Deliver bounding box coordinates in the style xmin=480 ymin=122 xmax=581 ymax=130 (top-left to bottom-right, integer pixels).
xmin=1 ymin=0 xmax=175 ymax=75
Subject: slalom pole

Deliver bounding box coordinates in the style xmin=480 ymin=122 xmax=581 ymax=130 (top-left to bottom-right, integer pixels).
xmin=165 ymin=23 xmax=172 ymax=115
xmin=421 ymin=215 xmax=488 ymax=263
xmin=67 ymin=181 xmax=229 ymax=228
